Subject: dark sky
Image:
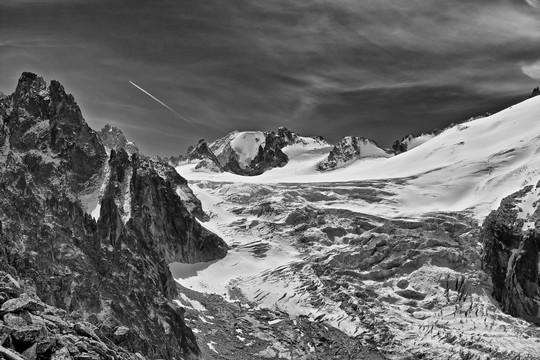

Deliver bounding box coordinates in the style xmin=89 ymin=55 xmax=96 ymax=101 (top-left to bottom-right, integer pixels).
xmin=1 ymin=0 xmax=540 ymax=155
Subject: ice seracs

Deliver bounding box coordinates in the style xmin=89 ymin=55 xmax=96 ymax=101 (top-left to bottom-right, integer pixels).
xmin=172 ymin=94 xmax=540 ymax=358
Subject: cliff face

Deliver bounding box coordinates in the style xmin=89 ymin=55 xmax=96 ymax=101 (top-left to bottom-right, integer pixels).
xmin=0 ymin=72 xmax=228 ymax=359
xmin=481 ymin=184 xmax=540 ymax=325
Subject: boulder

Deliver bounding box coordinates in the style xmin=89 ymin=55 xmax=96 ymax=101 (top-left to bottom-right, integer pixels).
xmin=1 ymin=295 xmax=45 ymax=315
xmin=0 ymin=345 xmax=26 ymax=360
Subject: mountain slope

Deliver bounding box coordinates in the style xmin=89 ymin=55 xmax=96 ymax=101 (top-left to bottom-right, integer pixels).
xmin=178 ymin=96 xmax=540 ymax=219
xmin=178 ymin=127 xmax=329 ymax=176
xmin=0 ymin=72 xmax=228 ymax=360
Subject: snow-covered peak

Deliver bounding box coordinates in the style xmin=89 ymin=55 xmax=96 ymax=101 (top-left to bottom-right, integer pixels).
xmin=177 ymin=96 xmax=540 ymax=219
xmin=210 ymin=130 xmax=265 ymax=169
xmin=229 ymin=131 xmax=266 ymax=168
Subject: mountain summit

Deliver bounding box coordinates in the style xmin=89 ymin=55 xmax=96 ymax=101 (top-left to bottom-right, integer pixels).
xmin=0 ymin=72 xmax=228 ymax=360
xmin=98 ymin=124 xmax=139 ymax=155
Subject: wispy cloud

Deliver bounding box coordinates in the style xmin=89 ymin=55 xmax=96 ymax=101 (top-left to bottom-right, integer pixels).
xmin=522 ymin=61 xmax=540 ymax=80
xmin=1 ymin=0 xmax=539 ymax=155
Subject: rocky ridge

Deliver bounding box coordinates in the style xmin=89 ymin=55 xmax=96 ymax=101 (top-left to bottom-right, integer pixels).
xmin=0 ymin=272 xmax=144 ymax=360
xmin=317 ymin=136 xmax=392 ymax=171
xmin=209 ymin=127 xmax=299 ymax=176
xmin=97 ymin=124 xmax=139 ymax=155
xmin=0 ymin=72 xmax=228 ymax=360
xmin=174 ymin=127 xmax=325 ymax=176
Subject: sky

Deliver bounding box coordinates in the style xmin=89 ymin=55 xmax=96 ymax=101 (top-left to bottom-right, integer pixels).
xmin=1 ymin=0 xmax=540 ymax=156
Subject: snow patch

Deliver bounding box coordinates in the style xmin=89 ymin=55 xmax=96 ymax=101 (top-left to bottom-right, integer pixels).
xmin=82 ymin=160 xmax=111 ymax=221
xmin=207 ymin=341 xmax=218 ymax=354
xmin=179 ymin=293 xmax=206 ymax=311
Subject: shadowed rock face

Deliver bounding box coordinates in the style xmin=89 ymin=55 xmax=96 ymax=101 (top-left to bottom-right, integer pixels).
xmin=101 ymin=150 xmax=228 ymax=263
xmin=0 ymin=72 xmax=228 ymax=359
xmin=481 ymin=184 xmax=540 ymax=325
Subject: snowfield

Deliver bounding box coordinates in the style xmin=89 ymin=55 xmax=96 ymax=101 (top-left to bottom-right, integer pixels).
xmin=178 ymin=96 xmax=540 ymax=220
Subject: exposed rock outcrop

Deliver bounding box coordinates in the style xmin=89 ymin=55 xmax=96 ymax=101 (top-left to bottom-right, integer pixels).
xmin=392 ymin=139 xmax=409 ymax=155
xmin=529 ymin=87 xmax=540 ymax=99
xmin=392 ymin=133 xmax=436 ymax=155
xmin=481 ymin=182 xmax=540 ymax=325
xmin=181 ymin=127 xmax=308 ymax=176
xmin=0 ymin=72 xmax=229 ymax=360
xmin=98 ymin=124 xmax=139 ymax=155
xmin=318 ymin=136 xmax=392 ymax=171
xmin=187 ymin=139 xmax=223 ymax=172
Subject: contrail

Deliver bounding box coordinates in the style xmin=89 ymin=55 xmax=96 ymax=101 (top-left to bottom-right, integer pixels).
xmin=129 ymin=81 xmax=194 ymax=126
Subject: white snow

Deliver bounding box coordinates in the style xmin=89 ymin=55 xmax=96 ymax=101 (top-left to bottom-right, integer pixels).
xmin=346 ymin=136 xmax=390 ymax=158
xmin=82 ymin=160 xmax=111 ymax=221
xmin=121 ymin=170 xmax=132 ymax=223
xmin=515 ymin=185 xmax=540 ymax=230
xmin=174 ymin=294 xmax=207 ymax=312
xmin=177 ymin=96 xmax=540 ymax=220
xmin=209 ymin=130 xmax=266 ymax=168
xmin=207 ymin=341 xmax=218 ymax=354
xmin=229 ymin=131 xmax=265 ymax=168
xmin=91 ymin=202 xmax=101 ymax=221
xmin=169 ymin=97 xmax=540 ymax=358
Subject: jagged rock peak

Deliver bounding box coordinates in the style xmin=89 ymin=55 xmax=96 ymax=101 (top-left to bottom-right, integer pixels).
xmin=0 ymin=72 xmax=228 ymax=359
xmin=98 ymin=124 xmax=139 ymax=155
xmin=318 ymin=136 xmax=392 ymax=171
xmin=13 ymin=72 xmax=47 ymax=100
xmin=530 ymin=87 xmax=540 ymax=99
